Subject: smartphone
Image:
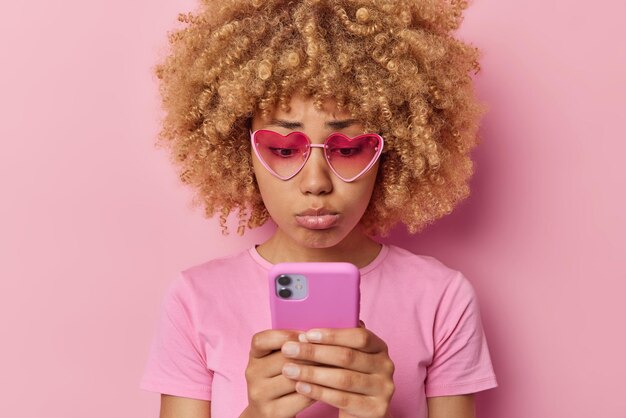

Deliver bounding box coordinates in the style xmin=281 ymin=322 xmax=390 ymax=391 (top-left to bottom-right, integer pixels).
xmin=268 ymin=262 xmax=360 ymax=330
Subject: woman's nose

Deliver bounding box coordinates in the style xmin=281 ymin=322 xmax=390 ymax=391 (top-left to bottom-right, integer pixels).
xmin=298 ymin=147 xmax=333 ymax=195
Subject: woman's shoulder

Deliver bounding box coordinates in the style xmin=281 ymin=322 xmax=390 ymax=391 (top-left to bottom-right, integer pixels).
xmin=167 ymin=247 xmax=260 ymax=295
xmin=181 ymin=247 xmax=254 ymax=275
xmin=379 ymin=243 xmax=472 ymax=293
xmin=382 ymin=244 xmax=460 ymax=276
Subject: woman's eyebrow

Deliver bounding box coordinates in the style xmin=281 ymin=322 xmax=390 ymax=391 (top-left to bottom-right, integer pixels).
xmin=326 ymin=119 xmax=358 ymax=129
xmin=268 ymin=118 xmax=358 ymax=130
xmin=269 ymin=119 xmax=302 ymax=129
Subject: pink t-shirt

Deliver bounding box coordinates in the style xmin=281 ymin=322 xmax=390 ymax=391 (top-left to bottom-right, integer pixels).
xmin=140 ymin=243 xmax=498 ymax=417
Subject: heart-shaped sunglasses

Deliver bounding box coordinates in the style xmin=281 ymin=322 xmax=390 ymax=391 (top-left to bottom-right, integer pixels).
xmin=250 ymin=129 xmax=384 ymax=182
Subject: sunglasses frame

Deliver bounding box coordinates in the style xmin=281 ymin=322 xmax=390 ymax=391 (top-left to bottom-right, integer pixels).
xmin=250 ymin=129 xmax=384 ymax=183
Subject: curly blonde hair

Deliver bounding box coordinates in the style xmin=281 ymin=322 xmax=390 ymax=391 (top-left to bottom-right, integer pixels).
xmin=154 ymin=0 xmax=484 ymax=236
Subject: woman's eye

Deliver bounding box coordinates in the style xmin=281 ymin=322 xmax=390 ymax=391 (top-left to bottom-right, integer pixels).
xmin=331 ymin=147 xmax=361 ymax=157
xmin=269 ymin=147 xmax=297 ymax=157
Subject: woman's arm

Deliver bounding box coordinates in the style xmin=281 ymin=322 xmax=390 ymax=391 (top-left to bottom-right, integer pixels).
xmin=160 ymin=394 xmax=211 ymax=418
xmin=427 ymin=394 xmax=475 ymax=418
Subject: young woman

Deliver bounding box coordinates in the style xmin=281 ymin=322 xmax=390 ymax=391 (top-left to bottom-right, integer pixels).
xmin=140 ymin=1 xmax=498 ymax=417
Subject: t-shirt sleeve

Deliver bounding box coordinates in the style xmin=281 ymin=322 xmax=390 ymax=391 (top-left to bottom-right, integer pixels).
xmin=139 ymin=274 xmax=213 ymax=401
xmin=424 ymin=271 xmax=498 ymax=397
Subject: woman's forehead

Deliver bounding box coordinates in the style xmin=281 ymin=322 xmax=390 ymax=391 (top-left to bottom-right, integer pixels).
xmin=254 ymin=94 xmax=355 ymax=123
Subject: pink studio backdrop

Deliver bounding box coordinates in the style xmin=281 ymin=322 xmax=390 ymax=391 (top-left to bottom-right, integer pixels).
xmin=0 ymin=0 xmax=624 ymax=417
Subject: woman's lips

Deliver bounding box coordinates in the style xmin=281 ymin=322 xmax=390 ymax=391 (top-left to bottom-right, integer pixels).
xmin=295 ymin=214 xmax=340 ymax=230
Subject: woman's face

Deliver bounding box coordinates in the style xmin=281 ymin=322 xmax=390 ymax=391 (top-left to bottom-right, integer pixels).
xmin=251 ymin=94 xmax=379 ymax=250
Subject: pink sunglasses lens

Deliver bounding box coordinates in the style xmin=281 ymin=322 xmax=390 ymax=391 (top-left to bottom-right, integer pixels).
xmin=325 ymin=134 xmax=381 ymax=180
xmin=254 ymin=131 xmax=309 ymax=178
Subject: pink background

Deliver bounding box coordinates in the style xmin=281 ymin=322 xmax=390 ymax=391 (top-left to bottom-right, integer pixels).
xmin=1 ymin=0 xmax=624 ymax=417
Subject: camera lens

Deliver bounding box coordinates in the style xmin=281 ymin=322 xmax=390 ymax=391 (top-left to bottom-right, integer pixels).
xmin=278 ymin=288 xmax=292 ymax=298
xmin=277 ymin=275 xmax=291 ymax=286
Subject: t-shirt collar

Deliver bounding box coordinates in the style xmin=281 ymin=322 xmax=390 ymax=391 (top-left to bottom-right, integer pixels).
xmin=248 ymin=243 xmax=389 ymax=276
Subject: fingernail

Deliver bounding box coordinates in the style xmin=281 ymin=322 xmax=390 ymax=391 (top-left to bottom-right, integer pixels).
xmin=282 ymin=363 xmax=300 ymax=378
xmin=298 ymin=333 xmax=309 ymax=343
xmin=305 ymin=330 xmax=322 ymax=342
xmin=297 ymin=382 xmax=312 ymax=394
xmin=282 ymin=342 xmax=299 ymax=357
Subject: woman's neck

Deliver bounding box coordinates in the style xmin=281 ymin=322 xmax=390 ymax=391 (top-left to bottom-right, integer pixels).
xmin=255 ymin=227 xmax=382 ymax=268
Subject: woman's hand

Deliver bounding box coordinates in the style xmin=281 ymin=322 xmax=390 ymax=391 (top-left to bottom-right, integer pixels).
xmin=279 ymin=322 xmax=395 ymax=418
xmin=240 ymin=329 xmax=316 ymax=418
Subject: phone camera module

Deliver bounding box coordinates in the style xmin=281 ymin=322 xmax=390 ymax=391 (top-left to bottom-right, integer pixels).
xmin=274 ymin=273 xmax=307 ymax=300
